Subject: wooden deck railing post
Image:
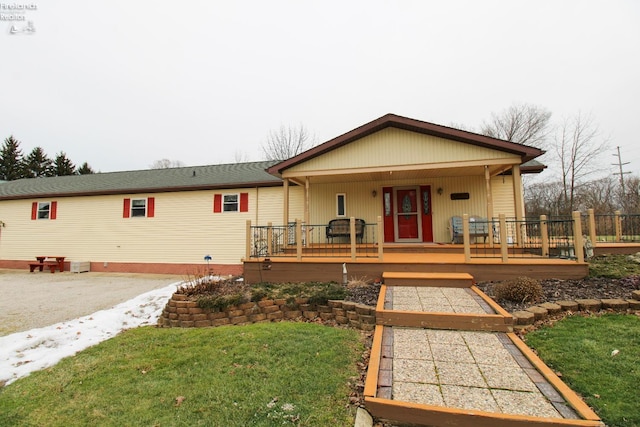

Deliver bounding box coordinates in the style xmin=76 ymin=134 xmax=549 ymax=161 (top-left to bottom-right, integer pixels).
xmin=573 ymin=211 xmax=585 ymax=263
xmin=462 ymin=214 xmax=471 ymax=262
xmin=615 ymin=210 xmax=622 ymax=242
xmin=377 ymin=216 xmax=384 ymax=260
xmin=246 ymin=220 xmax=252 ymax=260
xmin=499 ymin=214 xmax=508 ymax=262
xmin=296 ymin=219 xmax=302 ymax=261
xmin=350 ymin=216 xmax=357 ymax=260
xmin=266 ymin=221 xmax=273 ymax=256
xmin=540 ymin=215 xmax=549 ymax=257
xmin=587 ymin=209 xmax=597 ymax=248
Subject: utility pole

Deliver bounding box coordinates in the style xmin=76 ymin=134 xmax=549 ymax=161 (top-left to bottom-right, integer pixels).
xmin=612 ymin=146 xmax=631 ymax=199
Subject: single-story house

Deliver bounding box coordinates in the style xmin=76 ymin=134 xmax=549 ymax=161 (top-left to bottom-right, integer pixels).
xmin=0 ymin=113 xmax=546 ymax=277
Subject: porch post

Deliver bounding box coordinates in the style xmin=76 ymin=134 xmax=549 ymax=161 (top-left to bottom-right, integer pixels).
xmin=283 ymin=179 xmax=289 ymax=226
xmin=245 ymin=220 xmax=252 ymax=260
xmin=350 ymin=216 xmax=357 ymax=260
xmin=587 ymin=209 xmax=597 ymax=248
xmin=499 ymin=214 xmax=509 ymax=262
xmin=572 ymin=211 xmax=585 ymax=263
xmin=296 ymin=219 xmax=303 ymax=261
xmin=305 ymin=177 xmax=310 ymax=247
xmin=540 ymin=215 xmax=549 ymax=257
xmin=512 ymin=165 xmax=525 ymax=245
xmin=462 ymin=214 xmax=471 ymax=262
xmin=377 ymin=216 xmax=384 ymax=260
xmin=484 ymin=166 xmax=495 ymax=245
xmin=267 ymin=221 xmax=273 ymax=256
xmin=283 ymin=179 xmax=290 ymax=246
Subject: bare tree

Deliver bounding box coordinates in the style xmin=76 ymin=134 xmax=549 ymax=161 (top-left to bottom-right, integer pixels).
xmin=554 ymin=112 xmax=609 ymax=213
xmin=575 ymin=176 xmax=618 ymax=214
xmin=481 ymin=103 xmax=552 ymax=148
xmin=619 ymin=175 xmax=640 ymax=213
xmin=262 ymin=124 xmax=317 ymax=161
xmin=233 ymin=150 xmax=251 ymax=163
xmin=150 ymin=159 xmax=185 ymax=169
xmin=525 ymin=180 xmax=566 ymax=217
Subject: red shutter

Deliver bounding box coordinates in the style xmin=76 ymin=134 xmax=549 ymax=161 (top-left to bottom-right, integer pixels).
xmin=213 ymin=194 xmax=222 ymax=213
xmin=147 ymin=197 xmax=155 ymax=217
xmin=31 ymin=202 xmax=38 ymax=220
xmin=123 ymin=198 xmax=131 ymax=218
xmin=50 ymin=201 xmax=57 ymax=220
xmin=240 ymin=193 xmax=249 ymax=212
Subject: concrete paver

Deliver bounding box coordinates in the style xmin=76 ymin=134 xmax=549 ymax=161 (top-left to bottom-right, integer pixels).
xmin=380 ymin=285 xmax=585 ymax=421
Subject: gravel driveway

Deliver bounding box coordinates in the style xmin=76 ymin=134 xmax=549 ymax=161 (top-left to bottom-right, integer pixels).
xmin=0 ymin=269 xmax=182 ymax=336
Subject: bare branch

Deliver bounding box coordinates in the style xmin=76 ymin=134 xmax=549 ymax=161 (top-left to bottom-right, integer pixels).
xmin=481 ymin=103 xmax=552 ymax=148
xmin=262 ymin=124 xmax=317 ymax=161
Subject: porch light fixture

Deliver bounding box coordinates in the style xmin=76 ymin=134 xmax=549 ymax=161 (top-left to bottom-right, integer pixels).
xmin=437 ymin=187 xmax=443 ymax=195
xmin=371 ymin=190 xmax=377 ymax=198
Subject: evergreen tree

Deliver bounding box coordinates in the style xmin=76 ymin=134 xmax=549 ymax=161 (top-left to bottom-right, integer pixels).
xmin=23 ymin=146 xmax=54 ymax=178
xmin=0 ymin=136 xmax=25 ymax=180
xmin=77 ymin=162 xmax=95 ymax=175
xmin=53 ymin=151 xmax=76 ymax=176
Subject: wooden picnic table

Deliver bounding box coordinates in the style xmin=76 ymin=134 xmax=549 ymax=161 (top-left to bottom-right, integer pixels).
xmin=29 ymin=256 xmax=66 ymax=273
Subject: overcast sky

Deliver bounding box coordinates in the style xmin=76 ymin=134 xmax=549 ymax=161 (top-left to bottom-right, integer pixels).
xmin=1 ymin=1 xmax=638 ymax=179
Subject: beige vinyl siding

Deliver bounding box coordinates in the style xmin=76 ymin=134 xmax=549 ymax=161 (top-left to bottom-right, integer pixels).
xmin=287 ymin=127 xmax=518 ymax=174
xmin=307 ymin=176 xmax=490 ymax=243
xmin=491 ymin=175 xmax=517 ymax=219
xmin=0 ymin=187 xmax=289 ymax=265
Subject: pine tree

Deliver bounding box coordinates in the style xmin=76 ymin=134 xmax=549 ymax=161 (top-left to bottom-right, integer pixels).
xmin=0 ymin=136 xmax=25 ymax=181
xmin=23 ymin=146 xmax=54 ymax=178
xmin=53 ymin=151 xmax=76 ymax=176
xmin=77 ymin=162 xmax=95 ymax=175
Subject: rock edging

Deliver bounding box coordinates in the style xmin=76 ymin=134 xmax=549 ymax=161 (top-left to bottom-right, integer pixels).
xmin=157 ymin=293 xmax=377 ymax=331
xmin=512 ymin=289 xmax=640 ymax=329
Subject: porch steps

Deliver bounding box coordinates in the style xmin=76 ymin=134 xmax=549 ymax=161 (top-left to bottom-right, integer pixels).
xmin=382 ymin=271 xmax=473 ymax=288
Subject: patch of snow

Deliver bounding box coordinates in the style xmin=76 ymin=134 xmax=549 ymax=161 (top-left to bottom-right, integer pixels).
xmin=0 ymin=281 xmax=181 ymax=386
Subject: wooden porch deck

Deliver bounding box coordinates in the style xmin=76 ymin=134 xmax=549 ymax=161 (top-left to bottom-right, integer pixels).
xmin=243 ymin=248 xmax=589 ymax=284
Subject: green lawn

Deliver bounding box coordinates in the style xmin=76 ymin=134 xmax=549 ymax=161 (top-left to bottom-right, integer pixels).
xmin=525 ymin=314 xmax=640 ymax=427
xmin=0 ymin=322 xmax=363 ymax=427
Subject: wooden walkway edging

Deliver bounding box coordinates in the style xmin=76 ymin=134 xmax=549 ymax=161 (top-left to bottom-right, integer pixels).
xmin=363 ymin=270 xmax=604 ymax=427
xmin=363 ymin=325 xmax=603 ymax=427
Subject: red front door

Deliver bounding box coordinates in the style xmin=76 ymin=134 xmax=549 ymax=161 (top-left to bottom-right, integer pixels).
xmin=396 ymin=188 xmax=420 ymax=240
xmin=382 ymin=186 xmax=433 ymax=243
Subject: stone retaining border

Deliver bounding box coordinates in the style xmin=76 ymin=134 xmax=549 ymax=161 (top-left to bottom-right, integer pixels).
xmin=157 ymin=293 xmax=377 ymax=331
xmin=512 ymin=290 xmax=640 ymax=330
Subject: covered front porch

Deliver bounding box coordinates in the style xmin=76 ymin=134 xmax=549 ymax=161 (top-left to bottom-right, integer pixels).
xmin=242 ymin=210 xmax=640 ymax=283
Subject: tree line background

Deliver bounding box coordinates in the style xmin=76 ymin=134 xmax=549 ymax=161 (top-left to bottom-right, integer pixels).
xmin=0 ymin=136 xmax=94 ymax=180
xmin=3 ymin=103 xmax=638 ymax=216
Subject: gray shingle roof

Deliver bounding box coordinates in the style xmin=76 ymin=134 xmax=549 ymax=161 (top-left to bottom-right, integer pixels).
xmin=0 ymin=161 xmax=282 ymax=200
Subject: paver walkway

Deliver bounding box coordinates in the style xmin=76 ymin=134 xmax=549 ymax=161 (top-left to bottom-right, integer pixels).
xmin=365 ymin=281 xmax=603 ymax=427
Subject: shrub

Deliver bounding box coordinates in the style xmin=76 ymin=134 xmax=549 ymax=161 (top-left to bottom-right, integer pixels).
xmin=493 ymin=276 xmax=543 ymax=304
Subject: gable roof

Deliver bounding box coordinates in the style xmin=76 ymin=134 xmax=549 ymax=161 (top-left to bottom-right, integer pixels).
xmin=0 ymin=160 xmax=281 ymax=200
xmin=268 ymin=113 xmax=545 ymax=176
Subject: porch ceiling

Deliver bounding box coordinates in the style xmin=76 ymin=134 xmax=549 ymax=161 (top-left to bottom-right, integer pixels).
xmin=286 ymin=163 xmax=510 ymax=184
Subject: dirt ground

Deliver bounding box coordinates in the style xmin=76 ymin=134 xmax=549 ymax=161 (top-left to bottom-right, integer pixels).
xmin=0 ymin=269 xmax=182 ymax=336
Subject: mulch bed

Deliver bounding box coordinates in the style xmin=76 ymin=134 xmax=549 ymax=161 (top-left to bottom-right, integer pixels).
xmin=475 ymin=275 xmax=640 ymax=313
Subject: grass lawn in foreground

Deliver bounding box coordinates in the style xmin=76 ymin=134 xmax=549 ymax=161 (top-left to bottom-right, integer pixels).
xmin=0 ymin=322 xmax=363 ymax=427
xmin=525 ymin=314 xmax=640 ymax=427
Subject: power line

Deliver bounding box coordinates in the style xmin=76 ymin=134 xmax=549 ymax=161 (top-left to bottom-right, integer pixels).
xmin=612 ymin=146 xmax=631 ymax=197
